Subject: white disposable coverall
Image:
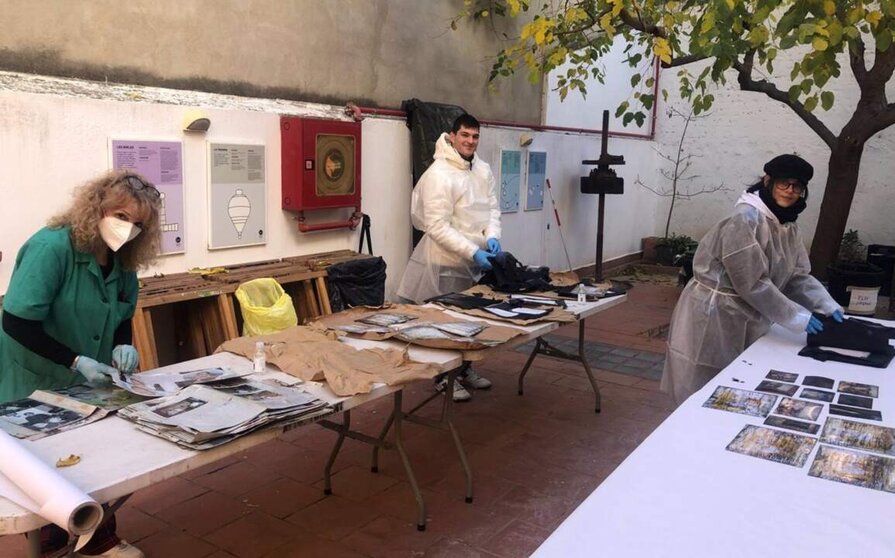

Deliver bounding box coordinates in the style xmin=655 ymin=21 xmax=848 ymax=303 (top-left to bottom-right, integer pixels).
xmin=397 ymin=133 xmax=501 ymax=304
xmin=660 ymin=192 xmax=841 ymax=405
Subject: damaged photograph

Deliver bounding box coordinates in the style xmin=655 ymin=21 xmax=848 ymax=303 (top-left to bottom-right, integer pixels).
xmin=799 ymin=388 xmax=835 ymax=403
xmin=764 ymin=415 xmax=821 ymax=435
xmin=774 ymin=398 xmax=823 ymax=422
xmin=726 ymin=424 xmax=816 ymax=467
xmin=766 ymin=370 xmax=799 ymax=383
xmin=820 ymin=417 xmax=895 ymax=456
xmin=755 ymin=380 xmax=799 ymax=397
xmin=838 ymin=381 xmax=879 ymax=398
xmin=808 ymin=445 xmax=895 ymax=493
xmin=802 ymin=376 xmax=835 ymax=390
xmin=703 ymin=386 xmax=777 ymax=418
xmin=356 ymin=313 xmax=418 ymax=327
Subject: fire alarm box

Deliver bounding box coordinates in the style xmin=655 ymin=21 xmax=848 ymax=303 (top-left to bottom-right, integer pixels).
xmin=281 ymin=116 xmax=362 ymax=212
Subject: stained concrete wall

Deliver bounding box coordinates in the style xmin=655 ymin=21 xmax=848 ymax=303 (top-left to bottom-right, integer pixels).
xmin=0 ymin=0 xmax=541 ymax=122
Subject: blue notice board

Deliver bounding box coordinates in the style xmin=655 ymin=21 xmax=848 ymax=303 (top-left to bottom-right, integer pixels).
xmin=525 ymin=151 xmax=546 ymax=211
xmin=499 ymin=150 xmax=521 ymax=213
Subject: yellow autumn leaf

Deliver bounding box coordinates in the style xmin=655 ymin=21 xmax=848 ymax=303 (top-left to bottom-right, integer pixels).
xmin=600 ymin=12 xmax=616 ymax=34
xmin=506 ymin=0 xmax=522 ymax=16
xmin=725 ymin=0 xmax=734 ymax=9
xmin=813 ymin=37 xmax=829 ymax=51
xmin=867 ymin=10 xmax=882 ymax=27
xmin=56 ymin=454 xmax=81 ymax=468
xmin=654 ymin=37 xmax=672 ymax=64
xmin=823 ymin=0 xmax=836 ymax=16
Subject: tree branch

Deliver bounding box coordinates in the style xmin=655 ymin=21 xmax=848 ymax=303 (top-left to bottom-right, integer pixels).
xmin=848 ymin=37 xmax=868 ymax=84
xmin=732 ymin=59 xmax=837 ymax=149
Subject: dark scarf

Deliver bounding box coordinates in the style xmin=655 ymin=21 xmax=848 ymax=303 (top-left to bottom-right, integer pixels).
xmin=747 ymin=183 xmax=806 ymax=224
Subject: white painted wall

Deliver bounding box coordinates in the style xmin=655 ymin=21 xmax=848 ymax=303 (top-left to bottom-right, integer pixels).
xmin=0 ymin=73 xmax=660 ymax=304
xmin=544 ymin=47 xmax=895 ymax=252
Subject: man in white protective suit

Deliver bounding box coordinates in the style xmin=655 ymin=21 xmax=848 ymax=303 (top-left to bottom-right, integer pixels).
xmin=397 ymin=113 xmax=501 ymax=401
xmin=661 ymin=153 xmax=844 ymax=405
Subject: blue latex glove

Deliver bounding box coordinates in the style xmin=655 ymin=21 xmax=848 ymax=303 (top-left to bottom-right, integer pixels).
xmin=806 ymin=316 xmax=824 ymax=335
xmin=473 ymin=250 xmax=493 ymax=270
xmin=112 ymin=344 xmax=140 ymax=374
xmin=831 ymin=310 xmax=845 ymax=323
xmin=486 ymin=238 xmax=502 ymax=255
xmin=73 ymin=356 xmax=116 ymax=385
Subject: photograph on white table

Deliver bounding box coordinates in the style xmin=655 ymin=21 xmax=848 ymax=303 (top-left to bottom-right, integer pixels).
xmin=838 ymin=393 xmax=875 ymax=409
xmin=808 ymin=445 xmax=895 ymax=493
xmin=799 ymin=387 xmax=835 ymax=403
xmin=755 ymin=380 xmax=800 ymax=397
xmin=726 ymin=425 xmax=817 ymax=467
xmin=829 ymin=404 xmax=883 ymax=422
xmin=0 ymin=392 xmax=108 ymax=440
xmin=803 ymin=375 xmax=835 ymax=389
xmin=838 ymin=381 xmax=880 ymax=398
xmin=34 ymin=383 xmax=146 ymax=411
xmin=766 ymin=369 xmax=799 ymax=383
xmin=820 ymin=418 xmax=895 ymax=456
xmin=703 ymin=386 xmax=777 ymax=417
xmin=0 ymin=430 xmax=103 ymax=550
xmin=774 ymin=398 xmax=823 ymax=422
xmin=763 ymin=415 xmax=821 ymax=435
xmin=111 ymin=366 xmax=249 ymax=397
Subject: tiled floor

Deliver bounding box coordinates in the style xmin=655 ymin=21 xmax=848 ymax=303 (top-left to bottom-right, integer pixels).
xmin=0 ymin=282 xmax=682 ymax=558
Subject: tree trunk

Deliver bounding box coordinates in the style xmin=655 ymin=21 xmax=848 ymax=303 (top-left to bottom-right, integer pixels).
xmin=808 ymin=140 xmax=865 ymax=280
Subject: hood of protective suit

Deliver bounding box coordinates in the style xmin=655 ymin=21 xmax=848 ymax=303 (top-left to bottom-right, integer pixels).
xmin=433 ymin=132 xmax=479 ymax=170
xmin=735 ymin=191 xmax=779 ymax=224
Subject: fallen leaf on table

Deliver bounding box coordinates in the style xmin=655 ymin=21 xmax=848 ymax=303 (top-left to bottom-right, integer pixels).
xmin=56 ymin=454 xmax=81 ymax=468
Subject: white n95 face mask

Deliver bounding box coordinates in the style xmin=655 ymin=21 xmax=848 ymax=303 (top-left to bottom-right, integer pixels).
xmin=99 ymin=217 xmax=141 ymax=252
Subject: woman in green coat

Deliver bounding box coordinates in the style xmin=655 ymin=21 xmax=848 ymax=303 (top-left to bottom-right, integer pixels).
xmin=1 ymin=170 xmax=161 ymax=558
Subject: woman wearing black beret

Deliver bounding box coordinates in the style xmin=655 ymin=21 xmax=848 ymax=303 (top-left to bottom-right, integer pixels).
xmin=661 ymin=154 xmax=844 ymax=405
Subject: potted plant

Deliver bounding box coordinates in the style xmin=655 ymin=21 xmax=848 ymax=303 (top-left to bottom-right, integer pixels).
xmin=826 ymin=229 xmax=885 ymax=316
xmin=655 ymin=233 xmax=697 ymax=267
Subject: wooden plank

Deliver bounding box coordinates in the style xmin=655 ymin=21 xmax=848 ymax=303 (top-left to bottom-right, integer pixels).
xmin=315 ymin=277 xmax=332 ymax=315
xmin=302 ymin=281 xmax=319 ymax=319
xmin=217 ymin=293 xmax=240 ymax=341
xmin=131 ymin=308 xmax=158 ymax=371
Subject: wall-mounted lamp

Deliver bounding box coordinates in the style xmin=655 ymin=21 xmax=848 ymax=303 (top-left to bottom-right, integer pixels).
xmin=182 ymin=109 xmax=211 ymax=133
xmin=519 ymin=132 xmax=534 ymax=148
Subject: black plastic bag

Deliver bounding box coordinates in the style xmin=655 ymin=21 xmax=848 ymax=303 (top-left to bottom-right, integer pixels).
xmin=479 ymin=252 xmax=552 ymax=293
xmin=326 ymin=257 xmax=387 ymax=312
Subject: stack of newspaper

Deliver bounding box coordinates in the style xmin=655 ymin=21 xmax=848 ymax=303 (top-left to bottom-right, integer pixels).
xmin=118 ymin=378 xmax=331 ymax=450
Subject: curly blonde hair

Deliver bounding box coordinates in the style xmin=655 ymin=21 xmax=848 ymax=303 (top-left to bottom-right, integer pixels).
xmin=47 ymin=170 xmax=163 ymax=271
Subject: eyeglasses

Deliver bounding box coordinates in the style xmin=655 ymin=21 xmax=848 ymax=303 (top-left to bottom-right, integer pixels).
xmin=120 ymin=175 xmax=161 ymax=199
xmin=774 ymin=179 xmax=805 ymax=195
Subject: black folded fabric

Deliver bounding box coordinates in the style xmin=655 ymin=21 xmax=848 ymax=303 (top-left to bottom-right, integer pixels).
xmin=478 ymin=252 xmax=552 ymax=293
xmin=807 ymin=315 xmax=895 ymax=353
xmin=798 ymin=345 xmax=895 ymax=368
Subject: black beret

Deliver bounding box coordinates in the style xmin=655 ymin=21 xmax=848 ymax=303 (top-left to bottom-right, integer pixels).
xmin=764 ymin=154 xmax=813 ymax=184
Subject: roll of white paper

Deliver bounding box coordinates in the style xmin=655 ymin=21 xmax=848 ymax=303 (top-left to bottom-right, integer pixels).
xmin=0 ymin=429 xmax=102 ymax=548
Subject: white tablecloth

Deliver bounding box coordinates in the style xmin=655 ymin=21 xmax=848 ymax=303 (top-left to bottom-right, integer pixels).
xmin=533 ymin=323 xmax=895 ymax=558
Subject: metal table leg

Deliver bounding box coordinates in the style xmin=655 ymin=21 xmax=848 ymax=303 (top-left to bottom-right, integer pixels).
xmin=517 ymin=318 xmax=602 ymax=413
xmin=318 ymin=389 xmax=429 ymax=530
xmin=374 ymin=367 xmax=474 ymax=503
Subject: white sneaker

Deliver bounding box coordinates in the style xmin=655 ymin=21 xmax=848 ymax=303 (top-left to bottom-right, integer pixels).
xmin=75 ymin=541 xmax=145 ymax=558
xmin=436 ymin=377 xmax=472 ymax=402
xmin=461 ymin=367 xmax=492 ymax=390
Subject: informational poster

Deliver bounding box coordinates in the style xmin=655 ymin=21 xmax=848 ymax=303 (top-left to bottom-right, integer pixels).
xmin=111 ymin=140 xmax=185 ymax=255
xmin=525 ymin=151 xmax=547 ymax=211
xmin=499 ymin=150 xmax=521 ymax=213
xmin=208 ymin=143 xmax=267 ymax=249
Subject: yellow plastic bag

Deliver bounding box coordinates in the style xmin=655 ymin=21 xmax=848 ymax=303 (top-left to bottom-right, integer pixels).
xmin=234 ymin=278 xmax=298 ymax=336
